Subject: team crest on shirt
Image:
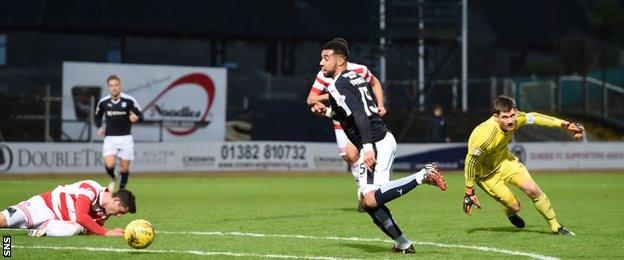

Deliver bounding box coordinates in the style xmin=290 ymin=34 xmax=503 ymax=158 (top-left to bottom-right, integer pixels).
xmin=107 ymin=103 xmax=113 ymax=107
xmin=121 ymin=102 xmax=127 ymax=108
xmin=472 ymin=148 xmax=482 ymax=156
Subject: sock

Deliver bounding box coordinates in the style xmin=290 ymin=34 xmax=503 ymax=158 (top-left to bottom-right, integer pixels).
xmin=373 ymin=169 xmax=426 ymax=206
xmin=350 ymin=162 xmax=361 ymax=187
xmin=532 ymin=194 xmax=559 ymax=232
xmin=504 ymin=206 xmax=517 ymax=216
xmin=119 ymin=171 xmax=129 ymax=190
xmin=41 ymin=220 xmax=85 ymax=237
xmin=366 ymin=205 xmax=411 ymax=249
xmin=105 ymin=166 xmax=115 ymax=179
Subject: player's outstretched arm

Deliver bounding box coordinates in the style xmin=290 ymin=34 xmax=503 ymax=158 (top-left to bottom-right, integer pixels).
xmin=105 ymin=228 xmax=124 ymax=236
xmin=75 ymin=196 xmax=108 ymax=236
xmin=517 ymin=112 xmax=584 ymax=140
xmin=463 ymin=127 xmax=489 ymax=215
xmin=306 ymin=91 xmax=329 ymax=106
xmin=369 ymin=77 xmax=386 ymax=117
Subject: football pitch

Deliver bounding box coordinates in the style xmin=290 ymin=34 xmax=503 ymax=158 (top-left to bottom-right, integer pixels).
xmin=2 ymin=171 xmax=623 ymax=259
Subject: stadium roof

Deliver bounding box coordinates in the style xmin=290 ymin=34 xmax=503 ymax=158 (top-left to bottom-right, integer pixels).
xmin=0 ymin=0 xmax=606 ymax=45
xmin=0 ymin=0 xmax=377 ymax=40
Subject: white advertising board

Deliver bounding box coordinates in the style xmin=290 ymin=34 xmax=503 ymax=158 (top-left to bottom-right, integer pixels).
xmin=62 ymin=62 xmax=227 ymax=142
xmin=0 ymin=142 xmax=345 ymax=174
xmin=1 ymin=142 xmax=622 ymax=174
xmin=395 ymin=142 xmax=624 ymax=171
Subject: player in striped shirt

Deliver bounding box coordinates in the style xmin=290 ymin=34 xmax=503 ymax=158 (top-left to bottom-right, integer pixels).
xmin=0 ymin=180 xmax=136 ymax=237
xmin=306 ymin=38 xmax=387 ymax=210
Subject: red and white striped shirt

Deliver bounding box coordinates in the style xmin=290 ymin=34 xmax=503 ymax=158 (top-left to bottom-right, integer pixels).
xmin=309 ymin=62 xmax=377 ymax=129
xmin=40 ymin=180 xmax=109 ymax=235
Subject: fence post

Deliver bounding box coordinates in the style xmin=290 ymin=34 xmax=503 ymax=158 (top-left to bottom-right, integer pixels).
xmin=490 ymin=77 xmax=497 ymax=110
xmin=452 ymin=78 xmax=458 ymax=111
xmin=45 ymin=85 xmax=51 ymax=142
xmin=89 ymin=96 xmax=95 ymax=143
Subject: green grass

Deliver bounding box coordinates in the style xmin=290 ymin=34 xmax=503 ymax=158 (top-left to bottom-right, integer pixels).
xmin=1 ymin=171 xmax=624 ymax=259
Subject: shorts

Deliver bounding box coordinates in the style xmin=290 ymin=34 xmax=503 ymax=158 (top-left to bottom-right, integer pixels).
xmin=476 ymin=155 xmax=534 ymax=208
xmin=1 ymin=195 xmax=55 ymax=229
xmin=358 ymin=132 xmax=397 ymax=195
xmin=103 ymin=135 xmax=134 ymax=160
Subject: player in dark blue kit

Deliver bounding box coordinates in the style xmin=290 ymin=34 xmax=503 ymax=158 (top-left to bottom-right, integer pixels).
xmin=94 ymin=74 xmax=143 ymax=191
xmin=311 ymin=39 xmax=447 ymax=253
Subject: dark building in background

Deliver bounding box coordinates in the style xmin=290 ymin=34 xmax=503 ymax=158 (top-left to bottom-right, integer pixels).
xmin=0 ymin=0 xmax=618 ymax=142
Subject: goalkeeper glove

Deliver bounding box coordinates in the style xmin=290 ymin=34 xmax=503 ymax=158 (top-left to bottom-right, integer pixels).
xmin=463 ymin=186 xmax=481 ymax=215
xmin=561 ymin=121 xmax=584 ymax=140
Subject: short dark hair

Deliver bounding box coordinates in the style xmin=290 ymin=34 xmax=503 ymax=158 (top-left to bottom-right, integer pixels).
xmin=493 ymin=95 xmax=516 ymax=114
xmin=113 ymin=189 xmax=136 ymax=213
xmin=107 ymin=74 xmax=121 ymax=83
xmin=322 ymin=38 xmax=349 ymax=58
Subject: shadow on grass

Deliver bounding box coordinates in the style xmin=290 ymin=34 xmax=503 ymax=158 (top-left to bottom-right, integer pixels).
xmin=340 ymin=242 xmax=389 ymax=253
xmin=214 ymin=213 xmax=317 ymax=223
xmin=467 ymin=226 xmax=552 ymax=235
xmin=341 ymin=242 xmax=450 ymax=256
xmin=335 ymin=207 xmax=363 ymax=213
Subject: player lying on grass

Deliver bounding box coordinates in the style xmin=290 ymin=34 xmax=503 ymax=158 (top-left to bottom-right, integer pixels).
xmin=311 ymin=39 xmax=447 ymax=253
xmin=463 ymin=95 xmax=583 ymax=236
xmin=306 ymin=38 xmax=387 ymax=212
xmin=0 ymin=180 xmax=135 ymax=237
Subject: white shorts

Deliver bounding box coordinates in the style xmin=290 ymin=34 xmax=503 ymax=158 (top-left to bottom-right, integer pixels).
xmin=334 ymin=126 xmax=349 ymax=156
xmin=358 ymin=132 xmax=397 ymax=195
xmin=103 ymin=135 xmax=134 ymax=160
xmin=1 ymin=195 xmax=56 ymax=229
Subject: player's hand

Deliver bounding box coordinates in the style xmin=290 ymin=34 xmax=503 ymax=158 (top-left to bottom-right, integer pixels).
xmin=377 ymin=106 xmax=387 ymax=117
xmin=96 ymin=127 xmax=105 ymax=137
xmin=310 ymin=101 xmax=327 ymax=116
xmin=363 ymin=151 xmax=376 ymax=172
xmin=129 ymin=112 xmax=139 ymax=123
xmin=561 ymin=121 xmax=584 ymax=140
xmin=105 ymin=228 xmax=124 ymax=236
xmin=463 ymin=186 xmax=481 ymax=215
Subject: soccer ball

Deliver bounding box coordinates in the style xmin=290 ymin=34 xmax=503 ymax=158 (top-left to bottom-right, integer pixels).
xmin=124 ymin=219 xmax=155 ymax=249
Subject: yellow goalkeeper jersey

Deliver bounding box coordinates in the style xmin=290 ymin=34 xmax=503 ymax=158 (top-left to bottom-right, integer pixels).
xmin=464 ymin=111 xmax=563 ymax=187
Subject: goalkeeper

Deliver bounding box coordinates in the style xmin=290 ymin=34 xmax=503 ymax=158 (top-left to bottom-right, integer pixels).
xmin=462 ymin=95 xmax=583 ymax=236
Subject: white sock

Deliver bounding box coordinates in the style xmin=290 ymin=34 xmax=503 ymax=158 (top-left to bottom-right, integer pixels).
xmin=350 ymin=162 xmax=360 ymax=186
xmin=352 ymin=156 xmax=365 ymax=187
xmin=414 ymin=168 xmax=426 ymax=185
xmin=43 ymin=220 xmax=85 ymax=237
xmin=394 ymin=234 xmax=412 ymax=249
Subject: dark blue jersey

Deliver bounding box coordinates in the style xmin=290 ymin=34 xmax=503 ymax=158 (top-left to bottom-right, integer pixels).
xmin=94 ymin=93 xmax=144 ymax=136
xmin=327 ymin=70 xmax=389 ymax=150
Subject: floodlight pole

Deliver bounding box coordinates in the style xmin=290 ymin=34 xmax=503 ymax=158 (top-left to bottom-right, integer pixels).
xmin=461 ymin=0 xmax=468 ymax=112
xmin=418 ymin=0 xmax=425 ymax=111
xmin=379 ymin=0 xmax=387 ymax=84
xmin=45 ymin=85 xmax=51 ymax=142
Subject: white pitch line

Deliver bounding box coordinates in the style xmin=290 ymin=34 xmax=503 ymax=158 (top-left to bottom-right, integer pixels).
xmin=159 ymin=230 xmax=559 ymax=260
xmin=13 ymin=245 xmax=357 ymax=260
xmin=5 ymin=228 xmax=559 ymax=260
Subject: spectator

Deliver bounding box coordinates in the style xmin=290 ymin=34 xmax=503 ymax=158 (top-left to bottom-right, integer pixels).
xmin=426 ymin=105 xmax=450 ymax=143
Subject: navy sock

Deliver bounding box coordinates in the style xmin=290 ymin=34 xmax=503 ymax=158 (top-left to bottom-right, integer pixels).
xmin=119 ymin=171 xmax=129 ymax=189
xmin=366 ymin=205 xmax=403 ymax=239
xmin=105 ymin=166 xmax=115 ymax=179
xmin=374 ymin=173 xmax=420 ymax=206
